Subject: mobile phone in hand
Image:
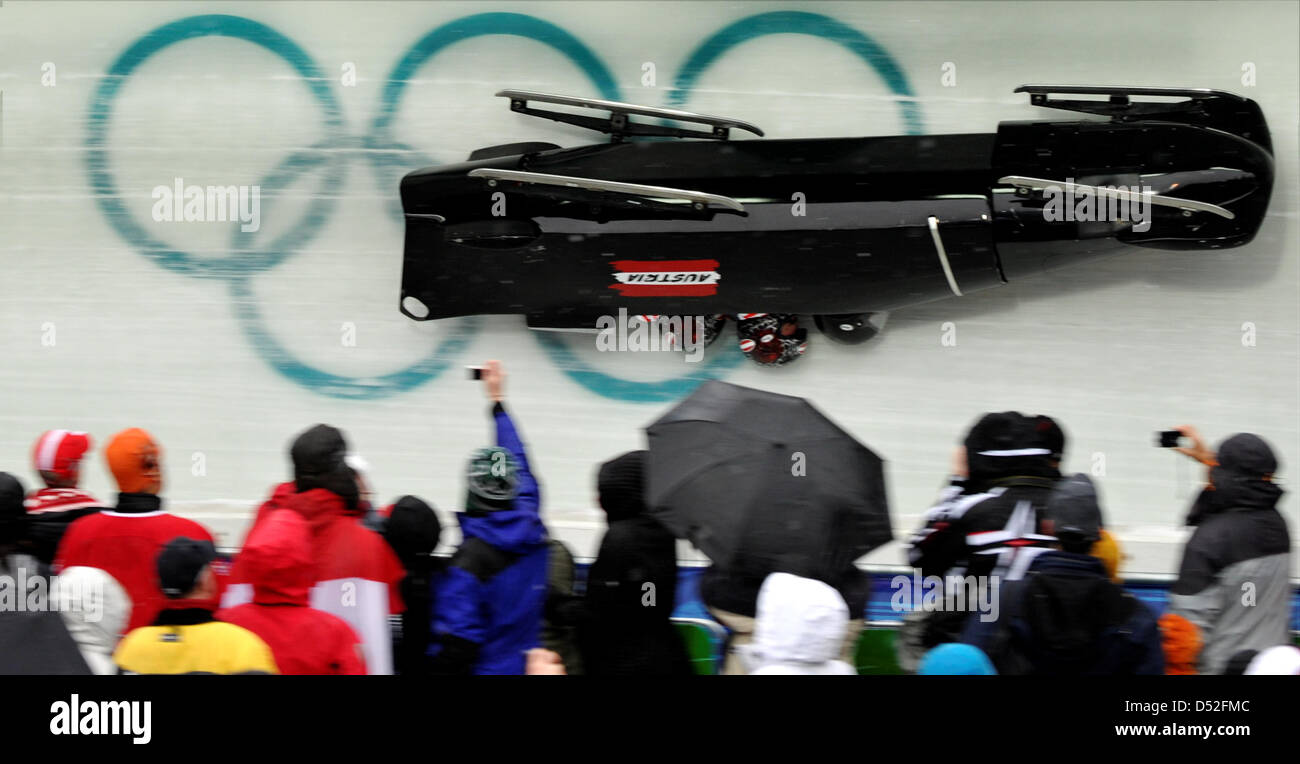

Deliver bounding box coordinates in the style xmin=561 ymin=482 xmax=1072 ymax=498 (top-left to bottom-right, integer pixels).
xmin=467 ymin=366 xmax=483 ymax=381
xmin=1157 ymin=430 xmax=1186 ymax=448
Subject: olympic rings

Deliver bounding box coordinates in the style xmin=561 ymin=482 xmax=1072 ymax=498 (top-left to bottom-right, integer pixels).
xmin=85 ymin=10 xmax=922 ymax=401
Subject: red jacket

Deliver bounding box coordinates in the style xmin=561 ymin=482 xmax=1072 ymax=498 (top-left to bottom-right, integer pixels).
xmin=224 ymin=487 xmax=405 ymax=674
xmin=237 ymin=481 xmax=297 ymax=545
xmin=55 ymin=493 xmax=217 ymax=633
xmin=217 ymin=510 xmax=366 ymax=675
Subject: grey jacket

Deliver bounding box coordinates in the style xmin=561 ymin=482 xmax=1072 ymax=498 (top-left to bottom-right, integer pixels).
xmin=1167 ymin=478 xmax=1291 ymax=674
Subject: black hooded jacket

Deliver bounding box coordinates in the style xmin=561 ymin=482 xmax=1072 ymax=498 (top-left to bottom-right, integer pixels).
xmin=1168 ymin=433 xmax=1291 ymax=674
xmin=380 ymin=495 xmax=443 ymax=676
xmin=565 ymin=452 xmax=692 ymax=676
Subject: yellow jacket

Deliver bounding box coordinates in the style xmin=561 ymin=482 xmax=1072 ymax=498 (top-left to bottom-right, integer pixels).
xmin=114 ymin=609 xmax=278 ymax=675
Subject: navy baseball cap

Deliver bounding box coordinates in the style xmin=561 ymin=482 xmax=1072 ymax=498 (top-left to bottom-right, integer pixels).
xmin=157 ymin=536 xmax=217 ymax=598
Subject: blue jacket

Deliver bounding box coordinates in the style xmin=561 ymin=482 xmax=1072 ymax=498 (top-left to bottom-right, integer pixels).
xmin=430 ymin=404 xmax=549 ymax=675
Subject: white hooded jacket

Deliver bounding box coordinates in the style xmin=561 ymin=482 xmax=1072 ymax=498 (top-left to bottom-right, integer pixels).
xmin=55 ymin=567 xmax=131 ymax=675
xmin=741 ymin=572 xmax=856 ymax=676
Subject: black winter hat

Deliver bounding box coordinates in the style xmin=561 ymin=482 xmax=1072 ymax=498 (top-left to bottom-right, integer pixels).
xmin=1216 ymin=433 xmax=1279 ymax=477
xmin=291 ymin=423 xmax=348 ymax=477
xmin=597 ymin=450 xmax=649 ymax=522
xmin=964 ymin=411 xmax=1033 ymax=455
xmin=1031 ymin=415 xmax=1067 ymax=462
xmin=962 ymin=411 xmax=1060 ymax=489
xmin=290 ymin=424 xmax=360 ymax=509
xmin=384 ymin=495 xmax=441 ymax=566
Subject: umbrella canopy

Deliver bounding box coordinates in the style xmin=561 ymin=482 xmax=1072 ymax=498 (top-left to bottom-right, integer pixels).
xmin=0 ymin=609 xmax=93 ymax=675
xmin=646 ymin=380 xmax=891 ymax=581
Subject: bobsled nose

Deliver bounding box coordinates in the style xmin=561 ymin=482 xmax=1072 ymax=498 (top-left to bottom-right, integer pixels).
xmin=1118 ymin=135 xmax=1274 ymax=250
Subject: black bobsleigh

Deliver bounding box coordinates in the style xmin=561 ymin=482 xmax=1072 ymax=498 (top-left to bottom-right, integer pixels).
xmin=398 ymin=86 xmax=1273 ymax=343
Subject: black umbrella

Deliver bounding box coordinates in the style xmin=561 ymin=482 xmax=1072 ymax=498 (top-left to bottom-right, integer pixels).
xmin=0 ymin=609 xmax=93 ymax=675
xmin=646 ymin=380 xmax=891 ymax=581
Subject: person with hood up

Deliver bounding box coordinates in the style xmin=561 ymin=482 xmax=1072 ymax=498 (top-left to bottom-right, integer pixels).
xmin=563 ymin=451 xmax=691 ymax=676
xmin=373 ymin=495 xmax=443 ymax=675
xmin=54 ymin=567 xmax=131 ymax=675
xmin=739 ymin=573 xmax=856 ymax=675
xmin=25 ymin=430 xmax=104 ymax=564
xmin=241 ymin=481 xmax=298 ymax=546
xmin=1166 ymin=428 xmax=1291 ymax=674
xmin=55 ymin=428 xmax=218 ymax=632
xmin=702 ymin=563 xmax=868 ymax=675
xmin=217 ymin=510 xmax=366 ymax=674
xmin=960 ymin=474 xmax=1164 ymax=675
xmin=0 ymin=472 xmax=93 ymax=675
xmin=901 ymin=412 xmax=1062 ymax=667
xmin=223 ymin=423 xmax=405 ymax=674
xmin=428 ymin=360 xmax=550 ymax=675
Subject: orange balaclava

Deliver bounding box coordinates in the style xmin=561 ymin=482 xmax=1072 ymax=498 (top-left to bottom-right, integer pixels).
xmin=105 ymin=428 xmax=163 ymax=494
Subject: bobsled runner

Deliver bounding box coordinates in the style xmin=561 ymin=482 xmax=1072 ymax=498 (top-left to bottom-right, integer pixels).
xmin=398 ymin=85 xmax=1273 ymax=349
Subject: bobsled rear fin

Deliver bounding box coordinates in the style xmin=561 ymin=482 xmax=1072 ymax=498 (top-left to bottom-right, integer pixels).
xmin=496 ymin=89 xmax=764 ymax=142
xmin=1017 ymin=85 xmax=1272 ymax=154
xmin=1018 ymin=84 xmax=1243 ymax=105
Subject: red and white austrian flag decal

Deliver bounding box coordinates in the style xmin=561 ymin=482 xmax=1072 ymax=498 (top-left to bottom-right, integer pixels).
xmin=609 ymin=259 xmax=720 ymax=297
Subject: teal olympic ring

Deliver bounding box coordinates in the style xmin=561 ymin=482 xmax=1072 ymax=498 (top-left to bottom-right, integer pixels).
xmin=85 ymin=11 xmax=922 ymax=401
